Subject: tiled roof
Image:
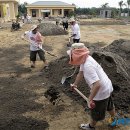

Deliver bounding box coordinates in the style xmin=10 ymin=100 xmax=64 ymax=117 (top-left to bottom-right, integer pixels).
xmin=29 ymin=1 xmax=73 ymax=6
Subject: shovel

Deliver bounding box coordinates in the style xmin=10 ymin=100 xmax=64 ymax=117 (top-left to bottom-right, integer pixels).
xmin=61 ymin=78 xmax=95 ymax=109
xmin=61 ymin=67 xmax=77 ymax=85
xmin=22 ymin=37 xmax=57 ymax=57
xmin=61 ymin=66 xmax=95 ymax=109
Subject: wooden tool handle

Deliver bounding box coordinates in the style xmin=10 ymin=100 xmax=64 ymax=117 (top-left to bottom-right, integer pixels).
xmin=74 ymin=88 xmax=89 ymax=104
xmin=22 ymin=38 xmax=57 ymax=57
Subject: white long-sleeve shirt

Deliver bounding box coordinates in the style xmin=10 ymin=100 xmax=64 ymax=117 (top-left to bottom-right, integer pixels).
xmin=71 ymin=23 xmax=80 ymax=39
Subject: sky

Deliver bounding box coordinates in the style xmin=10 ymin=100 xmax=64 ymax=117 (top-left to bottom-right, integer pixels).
xmin=20 ymin=0 xmax=128 ymax=8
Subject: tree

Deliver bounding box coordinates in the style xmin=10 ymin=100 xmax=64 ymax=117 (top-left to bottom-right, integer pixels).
xmin=127 ymin=0 xmax=130 ymax=16
xmin=68 ymin=11 xmax=76 ymax=18
xmin=119 ymin=1 xmax=126 ymax=17
xmin=101 ymin=3 xmax=109 ymax=8
xmin=18 ymin=2 xmax=27 ymax=15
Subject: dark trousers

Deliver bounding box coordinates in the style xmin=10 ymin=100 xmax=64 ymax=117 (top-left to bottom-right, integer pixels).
xmin=73 ymin=39 xmax=80 ymax=43
xmin=63 ymin=22 xmax=68 ymax=30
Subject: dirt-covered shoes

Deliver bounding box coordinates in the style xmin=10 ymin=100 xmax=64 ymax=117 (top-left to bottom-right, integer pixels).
xmin=80 ymin=123 xmax=95 ymax=130
xmin=31 ymin=64 xmax=35 ymax=68
xmin=44 ymin=65 xmax=49 ymax=70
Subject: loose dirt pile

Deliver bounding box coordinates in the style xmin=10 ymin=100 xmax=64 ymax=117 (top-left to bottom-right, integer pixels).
xmin=44 ymin=85 xmax=62 ymax=105
xmin=43 ymin=39 xmax=130 ymax=112
xmin=38 ymin=23 xmax=68 ymax=36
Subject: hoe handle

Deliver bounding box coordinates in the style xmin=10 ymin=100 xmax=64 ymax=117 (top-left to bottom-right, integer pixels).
xmin=22 ymin=37 xmax=57 ymax=57
xmin=74 ymin=88 xmax=89 ymax=104
xmin=74 ymin=88 xmax=95 ymax=109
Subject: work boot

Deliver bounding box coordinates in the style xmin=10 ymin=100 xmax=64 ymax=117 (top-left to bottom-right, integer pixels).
xmin=31 ymin=64 xmax=35 ymax=68
xmin=44 ymin=65 xmax=49 ymax=70
xmin=80 ymin=123 xmax=95 ymax=130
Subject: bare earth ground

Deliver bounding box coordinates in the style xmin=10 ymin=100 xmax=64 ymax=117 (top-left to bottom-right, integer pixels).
xmin=0 ymin=22 xmax=130 ymax=130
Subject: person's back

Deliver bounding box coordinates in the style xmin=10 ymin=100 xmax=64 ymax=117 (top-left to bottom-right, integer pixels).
xmin=68 ymin=43 xmax=115 ymax=130
xmin=62 ymin=17 xmax=67 ymax=23
xmin=12 ymin=22 xmax=15 ymax=29
xmin=16 ymin=21 xmax=20 ymax=29
xmin=71 ymin=23 xmax=80 ymax=40
xmin=80 ymin=55 xmax=113 ymax=100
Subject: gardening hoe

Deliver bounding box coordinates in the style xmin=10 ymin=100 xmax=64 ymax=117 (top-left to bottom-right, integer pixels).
xmin=61 ymin=79 xmax=95 ymax=109
xmin=71 ymin=87 xmax=95 ymax=109
xmin=22 ymin=37 xmax=57 ymax=57
xmin=61 ymin=67 xmax=77 ymax=85
xmin=73 ymin=87 xmax=89 ymax=105
xmin=61 ymin=72 xmax=95 ymax=109
xmin=42 ymin=48 xmax=57 ymax=57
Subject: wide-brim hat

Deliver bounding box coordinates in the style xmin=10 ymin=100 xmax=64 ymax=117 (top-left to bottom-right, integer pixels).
xmin=71 ymin=43 xmax=86 ymax=49
xmin=67 ymin=43 xmax=86 ymax=55
xmin=67 ymin=43 xmax=90 ymax=65
xmin=69 ymin=18 xmax=76 ymax=22
xmin=31 ymin=25 xmax=38 ymax=31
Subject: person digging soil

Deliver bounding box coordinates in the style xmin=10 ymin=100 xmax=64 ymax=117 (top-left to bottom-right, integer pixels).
xmin=21 ymin=25 xmax=48 ymax=69
xmin=67 ymin=43 xmax=116 ymax=130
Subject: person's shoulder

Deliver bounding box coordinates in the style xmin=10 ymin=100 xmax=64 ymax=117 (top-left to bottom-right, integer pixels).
xmin=76 ymin=23 xmax=80 ymax=27
xmin=74 ymin=23 xmax=79 ymax=27
xmin=84 ymin=56 xmax=93 ymax=65
xmin=86 ymin=56 xmax=99 ymax=68
xmin=25 ymin=31 xmax=31 ymax=35
xmin=37 ymin=32 xmax=42 ymax=36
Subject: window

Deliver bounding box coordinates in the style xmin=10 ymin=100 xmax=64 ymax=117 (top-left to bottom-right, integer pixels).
xmin=0 ymin=6 xmax=1 ymax=17
xmin=101 ymin=11 xmax=103 ymax=15
xmin=32 ymin=10 xmax=36 ymax=17
xmin=52 ymin=10 xmax=54 ymax=15
xmin=59 ymin=9 xmax=62 ymax=15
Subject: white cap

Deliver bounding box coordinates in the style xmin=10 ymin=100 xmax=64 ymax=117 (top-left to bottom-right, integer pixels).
xmin=31 ymin=25 xmax=38 ymax=31
xmin=71 ymin=43 xmax=86 ymax=49
xmin=69 ymin=18 xmax=75 ymax=22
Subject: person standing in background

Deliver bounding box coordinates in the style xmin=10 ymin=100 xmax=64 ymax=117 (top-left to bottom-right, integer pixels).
xmin=70 ymin=18 xmax=80 ymax=43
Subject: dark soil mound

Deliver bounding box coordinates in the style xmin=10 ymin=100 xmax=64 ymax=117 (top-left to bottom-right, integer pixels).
xmin=44 ymin=85 xmax=61 ymax=105
xmin=104 ymin=39 xmax=130 ymax=65
xmin=43 ymin=39 xmax=130 ymax=112
xmin=38 ymin=23 xmax=68 ymax=36
xmin=0 ymin=117 xmax=49 ymax=130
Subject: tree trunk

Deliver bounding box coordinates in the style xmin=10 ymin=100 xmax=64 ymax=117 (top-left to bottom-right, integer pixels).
xmin=128 ymin=5 xmax=130 ymax=17
xmin=119 ymin=7 xmax=122 ymax=17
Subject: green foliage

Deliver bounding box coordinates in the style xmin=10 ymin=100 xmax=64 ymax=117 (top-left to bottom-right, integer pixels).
xmin=111 ymin=8 xmax=119 ymax=18
xmin=68 ymin=11 xmax=76 ymax=18
xmin=101 ymin=3 xmax=109 ymax=8
xmin=75 ymin=8 xmax=104 ymax=16
xmin=18 ymin=3 xmax=27 ymax=15
xmin=127 ymin=0 xmax=130 ymax=16
xmin=74 ymin=7 xmax=129 ymax=18
xmin=16 ymin=14 xmax=20 ymax=18
xmin=75 ymin=8 xmax=100 ymax=16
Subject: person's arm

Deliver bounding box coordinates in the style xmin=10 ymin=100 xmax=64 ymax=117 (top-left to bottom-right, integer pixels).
xmin=21 ymin=32 xmax=26 ymax=39
xmin=83 ymin=65 xmax=101 ymax=100
xmin=71 ymin=71 xmax=83 ymax=88
xmin=71 ymin=24 xmax=79 ymax=37
xmin=36 ymin=32 xmax=43 ymax=43
xmin=89 ymin=81 xmax=100 ymax=101
xmin=70 ymin=34 xmax=76 ymax=37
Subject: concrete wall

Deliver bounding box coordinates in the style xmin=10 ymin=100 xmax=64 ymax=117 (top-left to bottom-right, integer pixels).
xmin=100 ymin=10 xmax=112 ymax=18
xmin=0 ymin=1 xmax=18 ymax=22
xmin=27 ymin=6 xmax=74 ymax=18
